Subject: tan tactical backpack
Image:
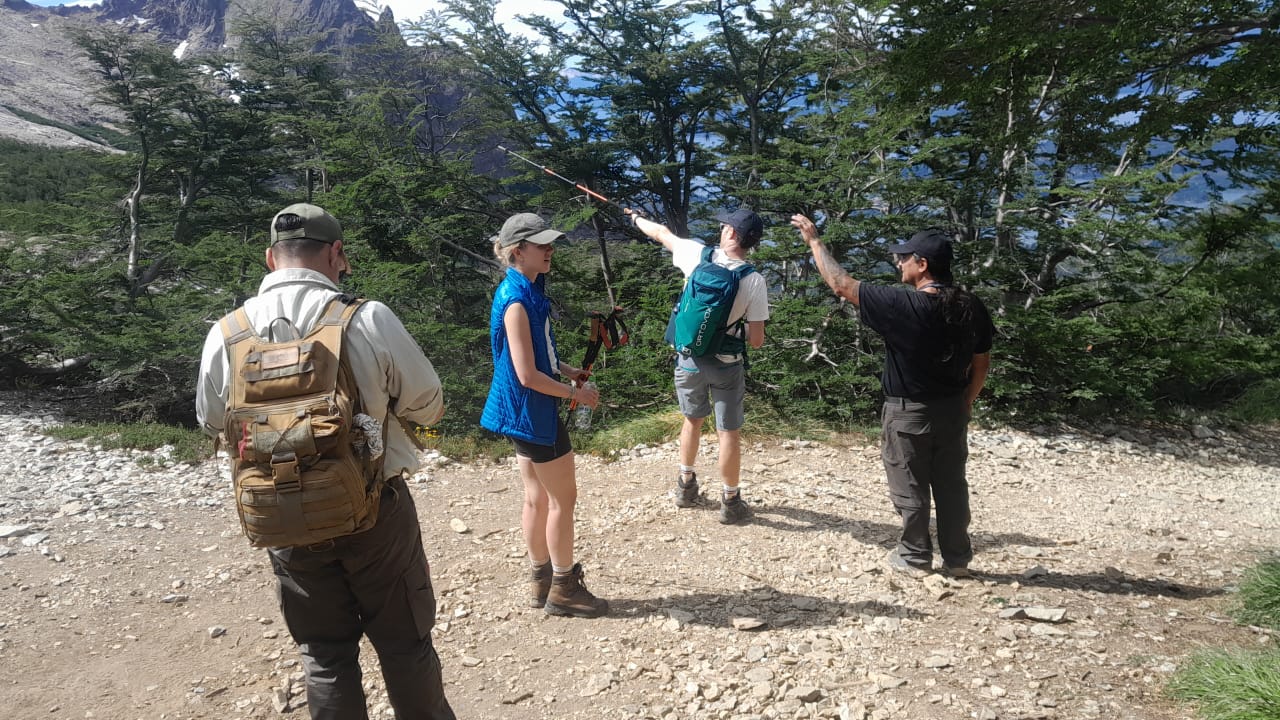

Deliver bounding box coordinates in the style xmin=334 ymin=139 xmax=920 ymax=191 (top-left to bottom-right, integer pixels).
xmin=219 ymin=295 xmax=384 ymax=548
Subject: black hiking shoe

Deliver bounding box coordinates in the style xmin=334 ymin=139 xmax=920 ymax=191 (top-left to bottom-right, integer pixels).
xmin=718 ymin=491 xmax=751 ymax=524
xmin=544 ymin=563 xmax=609 ymax=618
xmin=673 ymin=472 xmax=700 ymax=508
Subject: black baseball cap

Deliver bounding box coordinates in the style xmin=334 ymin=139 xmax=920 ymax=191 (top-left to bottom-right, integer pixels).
xmin=887 ymin=229 xmax=954 ymax=265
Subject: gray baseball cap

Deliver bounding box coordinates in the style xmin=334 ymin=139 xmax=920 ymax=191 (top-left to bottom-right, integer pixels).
xmin=495 ymin=213 xmax=565 ymax=247
xmin=270 ymin=203 xmax=342 ymax=245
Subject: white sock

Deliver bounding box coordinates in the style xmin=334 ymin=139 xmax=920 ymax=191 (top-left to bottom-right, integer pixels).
xmin=552 ymin=563 xmax=574 ymax=575
xmin=723 ymin=484 xmax=739 ymax=498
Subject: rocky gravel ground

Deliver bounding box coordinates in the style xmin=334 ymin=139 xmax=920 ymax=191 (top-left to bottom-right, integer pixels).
xmin=0 ymin=390 xmax=1276 ymax=720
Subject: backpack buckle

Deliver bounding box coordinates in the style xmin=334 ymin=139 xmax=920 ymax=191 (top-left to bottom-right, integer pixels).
xmin=270 ymin=452 xmax=302 ymax=492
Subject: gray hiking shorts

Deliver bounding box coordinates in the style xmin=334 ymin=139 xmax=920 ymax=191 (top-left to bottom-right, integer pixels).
xmin=674 ymin=352 xmax=745 ymax=431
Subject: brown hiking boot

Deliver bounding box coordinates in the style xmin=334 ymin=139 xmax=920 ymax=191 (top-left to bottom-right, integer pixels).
xmin=529 ymin=561 xmax=552 ymax=609
xmin=544 ymin=563 xmax=608 ymax=618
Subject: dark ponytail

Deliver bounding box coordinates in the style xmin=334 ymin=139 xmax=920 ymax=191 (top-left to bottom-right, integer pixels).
xmin=931 ymin=282 xmax=978 ymax=380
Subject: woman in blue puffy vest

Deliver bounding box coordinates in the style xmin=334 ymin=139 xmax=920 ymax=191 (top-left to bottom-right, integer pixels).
xmin=480 ymin=212 xmax=608 ymax=619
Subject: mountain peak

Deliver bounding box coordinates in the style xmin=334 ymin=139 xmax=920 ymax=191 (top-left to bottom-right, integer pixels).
xmin=87 ymin=0 xmax=378 ymax=54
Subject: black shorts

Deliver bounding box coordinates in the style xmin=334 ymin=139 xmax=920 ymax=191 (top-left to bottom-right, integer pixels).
xmin=511 ymin=416 xmax=572 ymax=463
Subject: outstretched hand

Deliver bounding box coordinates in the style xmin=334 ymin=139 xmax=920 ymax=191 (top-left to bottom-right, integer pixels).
xmin=792 ymin=213 xmax=862 ymax=305
xmin=790 ymin=214 xmax=821 ymax=245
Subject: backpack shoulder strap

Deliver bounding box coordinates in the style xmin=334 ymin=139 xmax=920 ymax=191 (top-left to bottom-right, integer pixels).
xmin=219 ymin=307 xmax=258 ymax=349
xmin=218 ymin=308 xmax=258 ymax=428
xmin=219 ymin=308 xmax=259 ymax=401
xmin=700 ymin=244 xmax=715 ymax=264
xmin=317 ymin=294 xmax=366 ymax=329
xmin=725 ymin=263 xmax=756 ymax=334
xmin=304 ymin=295 xmax=366 ymax=345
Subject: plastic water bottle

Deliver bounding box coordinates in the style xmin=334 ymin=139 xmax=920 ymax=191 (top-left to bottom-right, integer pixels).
xmin=572 ymin=382 xmax=596 ymax=429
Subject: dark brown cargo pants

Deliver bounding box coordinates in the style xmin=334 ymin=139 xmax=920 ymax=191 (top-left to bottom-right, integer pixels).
xmin=268 ymin=476 xmax=456 ymax=720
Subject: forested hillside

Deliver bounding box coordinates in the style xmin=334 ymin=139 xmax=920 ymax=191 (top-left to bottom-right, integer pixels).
xmin=1 ymin=0 xmax=1277 ymax=436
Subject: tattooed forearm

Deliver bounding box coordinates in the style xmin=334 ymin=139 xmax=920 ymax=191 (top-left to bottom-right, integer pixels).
xmin=790 ymin=213 xmax=861 ymax=305
xmin=810 ymin=241 xmax=861 ymax=305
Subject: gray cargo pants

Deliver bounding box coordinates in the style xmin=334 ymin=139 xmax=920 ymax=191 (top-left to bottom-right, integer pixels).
xmin=268 ymin=476 xmax=456 ymax=720
xmin=881 ymin=395 xmax=974 ymax=570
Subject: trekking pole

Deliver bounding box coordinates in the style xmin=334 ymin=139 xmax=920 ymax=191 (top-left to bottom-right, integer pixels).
xmin=568 ymin=307 xmax=630 ymax=411
xmin=496 ymin=145 xmax=628 ymax=212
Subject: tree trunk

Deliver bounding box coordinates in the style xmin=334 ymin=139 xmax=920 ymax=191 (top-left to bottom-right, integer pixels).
xmin=125 ymin=144 xmax=149 ymax=289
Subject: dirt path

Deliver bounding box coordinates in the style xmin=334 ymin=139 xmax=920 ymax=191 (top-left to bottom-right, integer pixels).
xmin=0 ymin=396 xmax=1275 ymax=720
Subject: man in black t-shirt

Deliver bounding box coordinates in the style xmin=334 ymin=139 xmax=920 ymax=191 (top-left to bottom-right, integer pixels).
xmin=791 ymin=215 xmax=995 ymax=578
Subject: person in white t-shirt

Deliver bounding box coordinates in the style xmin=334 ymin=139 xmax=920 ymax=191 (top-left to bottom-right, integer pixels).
xmin=627 ymin=207 xmax=770 ymax=524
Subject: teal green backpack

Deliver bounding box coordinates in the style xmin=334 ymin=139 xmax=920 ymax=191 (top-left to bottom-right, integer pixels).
xmin=664 ymin=245 xmax=755 ymax=356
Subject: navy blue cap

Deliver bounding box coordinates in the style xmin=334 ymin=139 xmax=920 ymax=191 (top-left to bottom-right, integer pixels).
xmin=887 ymin=229 xmax=954 ymax=265
xmin=713 ymin=208 xmax=764 ymax=242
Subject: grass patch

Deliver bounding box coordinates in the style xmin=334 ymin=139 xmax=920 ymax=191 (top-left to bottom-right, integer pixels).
xmin=747 ymin=399 xmax=848 ymax=443
xmin=576 ymin=408 xmax=685 ymax=457
xmin=0 ymin=105 xmax=131 ymax=149
xmin=45 ymin=422 xmax=210 ymax=465
xmin=572 ymin=401 xmax=879 ymax=459
xmin=428 ymin=432 xmax=513 ymax=463
xmin=1234 ymin=555 xmax=1280 ymax=630
xmin=1168 ymin=647 xmax=1280 ymax=720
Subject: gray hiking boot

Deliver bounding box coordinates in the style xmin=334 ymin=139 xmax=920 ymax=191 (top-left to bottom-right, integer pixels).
xmin=887 ymin=549 xmax=932 ymax=578
xmin=673 ymin=472 xmax=700 ymax=508
xmin=544 ymin=563 xmax=609 ymax=618
xmin=719 ymin=491 xmax=751 ymax=524
xmin=529 ymin=561 xmax=553 ymax=609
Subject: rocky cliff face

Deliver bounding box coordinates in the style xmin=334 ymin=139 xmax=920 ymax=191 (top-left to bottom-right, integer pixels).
xmin=89 ymin=0 xmax=378 ymax=56
xmin=0 ymin=5 xmax=121 ymax=150
xmin=0 ymin=0 xmax=391 ymax=149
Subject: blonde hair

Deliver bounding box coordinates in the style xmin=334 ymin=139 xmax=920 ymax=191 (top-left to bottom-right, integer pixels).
xmin=494 ymin=238 xmax=522 ymax=267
